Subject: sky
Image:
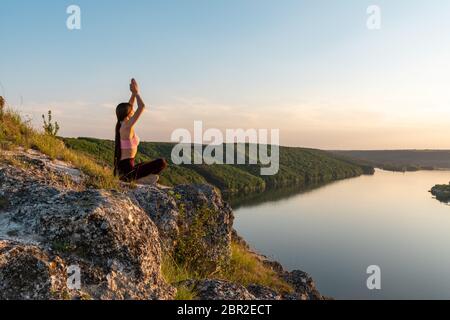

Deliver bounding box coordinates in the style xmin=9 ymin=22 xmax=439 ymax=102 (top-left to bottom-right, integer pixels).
xmin=1 ymin=0 xmax=450 ymax=150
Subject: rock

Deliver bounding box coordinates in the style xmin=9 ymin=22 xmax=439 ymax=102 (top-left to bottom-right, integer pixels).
xmin=247 ymin=284 xmax=282 ymax=300
xmin=35 ymin=189 xmax=173 ymax=300
xmin=1 ymin=148 xmax=84 ymax=188
xmin=130 ymin=183 xmax=233 ymax=274
xmin=180 ymin=279 xmax=283 ymax=300
xmin=0 ymin=149 xmax=175 ymax=300
xmin=0 ymin=240 xmax=68 ymax=300
xmin=252 ymin=253 xmax=284 ymax=275
xmin=129 ymin=185 xmax=180 ymax=251
xmin=180 ymin=279 xmax=256 ymax=300
xmin=282 ymin=270 xmax=323 ymax=300
xmin=231 ymin=229 xmax=250 ymax=249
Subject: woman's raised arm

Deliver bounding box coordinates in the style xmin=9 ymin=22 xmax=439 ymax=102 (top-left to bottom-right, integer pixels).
xmin=128 ymin=92 xmax=136 ymax=106
xmin=127 ymin=79 xmax=146 ymax=127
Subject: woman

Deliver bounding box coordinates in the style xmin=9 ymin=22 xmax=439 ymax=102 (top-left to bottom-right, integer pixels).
xmin=114 ymin=79 xmax=167 ymax=184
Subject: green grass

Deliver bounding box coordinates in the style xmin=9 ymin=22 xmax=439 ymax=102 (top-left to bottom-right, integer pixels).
xmin=219 ymin=242 xmax=293 ymax=294
xmin=173 ymin=286 xmax=197 ymax=300
xmin=161 ymin=253 xmax=198 ymax=300
xmin=0 ymin=108 xmax=119 ymax=189
xmin=161 ymin=241 xmax=293 ymax=300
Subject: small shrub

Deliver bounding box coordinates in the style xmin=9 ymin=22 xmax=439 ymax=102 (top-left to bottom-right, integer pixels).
xmin=173 ymin=205 xmax=228 ymax=277
xmin=42 ymin=110 xmax=60 ymax=136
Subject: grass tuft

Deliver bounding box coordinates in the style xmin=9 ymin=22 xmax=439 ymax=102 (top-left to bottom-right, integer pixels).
xmin=219 ymin=242 xmax=294 ymax=294
xmin=161 ymin=253 xmax=197 ymax=300
xmin=174 ymin=285 xmax=197 ymax=300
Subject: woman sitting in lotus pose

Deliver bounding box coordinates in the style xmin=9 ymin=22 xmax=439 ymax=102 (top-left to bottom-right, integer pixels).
xmin=114 ymin=79 xmax=167 ymax=184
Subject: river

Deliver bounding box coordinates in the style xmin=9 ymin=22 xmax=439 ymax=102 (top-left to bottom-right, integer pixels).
xmin=233 ymin=169 xmax=450 ymax=299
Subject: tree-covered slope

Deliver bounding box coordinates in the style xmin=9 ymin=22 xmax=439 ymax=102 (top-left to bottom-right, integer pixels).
xmin=62 ymin=137 xmax=368 ymax=195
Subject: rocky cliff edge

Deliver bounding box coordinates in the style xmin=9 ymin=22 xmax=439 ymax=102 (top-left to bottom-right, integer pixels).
xmin=0 ymin=148 xmax=323 ymax=300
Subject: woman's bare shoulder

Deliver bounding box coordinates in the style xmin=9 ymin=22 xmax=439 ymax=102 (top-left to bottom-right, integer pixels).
xmin=120 ymin=121 xmax=133 ymax=135
xmin=121 ymin=119 xmax=134 ymax=128
xmin=121 ymin=120 xmax=136 ymax=133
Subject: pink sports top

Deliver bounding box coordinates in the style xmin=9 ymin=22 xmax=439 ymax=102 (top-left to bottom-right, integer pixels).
xmin=121 ymin=134 xmax=140 ymax=150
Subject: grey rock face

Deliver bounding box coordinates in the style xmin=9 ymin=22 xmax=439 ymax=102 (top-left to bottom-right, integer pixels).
xmin=247 ymin=284 xmax=282 ymax=300
xmin=129 ymin=185 xmax=180 ymax=250
xmin=0 ymin=240 xmax=67 ymax=300
xmin=282 ymin=270 xmax=323 ymax=300
xmin=180 ymin=279 xmax=256 ymax=300
xmin=180 ymin=280 xmax=284 ymax=300
xmin=0 ymin=148 xmax=324 ymax=300
xmin=130 ymin=183 xmax=233 ymax=274
xmin=0 ymin=149 xmax=174 ymax=300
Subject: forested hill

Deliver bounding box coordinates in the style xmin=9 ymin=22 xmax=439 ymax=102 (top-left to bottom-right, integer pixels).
xmin=332 ymin=150 xmax=450 ymax=172
xmin=63 ymin=137 xmax=369 ymax=195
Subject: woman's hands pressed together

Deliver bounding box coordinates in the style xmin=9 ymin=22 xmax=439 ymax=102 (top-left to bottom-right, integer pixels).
xmin=130 ymin=78 xmax=139 ymax=95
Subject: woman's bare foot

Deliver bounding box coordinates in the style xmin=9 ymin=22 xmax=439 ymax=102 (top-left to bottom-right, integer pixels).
xmin=136 ymin=174 xmax=159 ymax=186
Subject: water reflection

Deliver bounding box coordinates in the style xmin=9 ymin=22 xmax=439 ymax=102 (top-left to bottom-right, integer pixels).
xmin=233 ymin=169 xmax=450 ymax=299
xmin=227 ymin=179 xmax=357 ymax=210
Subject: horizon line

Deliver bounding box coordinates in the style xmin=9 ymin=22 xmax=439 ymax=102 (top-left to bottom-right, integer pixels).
xmin=63 ymin=136 xmax=450 ymax=152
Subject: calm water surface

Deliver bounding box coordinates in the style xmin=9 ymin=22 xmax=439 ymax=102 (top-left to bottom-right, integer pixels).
xmin=233 ymin=169 xmax=450 ymax=299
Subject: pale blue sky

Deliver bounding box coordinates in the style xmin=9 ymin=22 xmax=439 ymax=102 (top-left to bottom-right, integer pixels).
xmin=1 ymin=0 xmax=450 ymax=149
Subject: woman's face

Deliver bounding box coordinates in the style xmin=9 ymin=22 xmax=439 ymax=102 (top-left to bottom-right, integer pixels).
xmin=128 ymin=108 xmax=135 ymax=119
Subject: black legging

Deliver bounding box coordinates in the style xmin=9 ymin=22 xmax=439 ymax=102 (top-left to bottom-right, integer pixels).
xmin=118 ymin=158 xmax=167 ymax=182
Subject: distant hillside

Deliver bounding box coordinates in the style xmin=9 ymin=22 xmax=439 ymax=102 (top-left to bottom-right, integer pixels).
xmin=62 ymin=137 xmax=368 ymax=195
xmin=331 ymin=150 xmax=450 ymax=172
